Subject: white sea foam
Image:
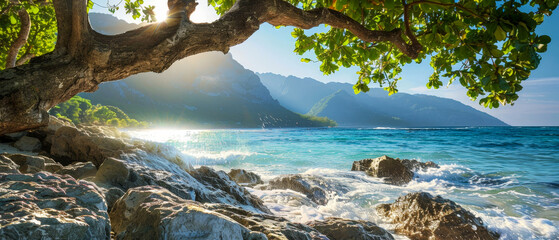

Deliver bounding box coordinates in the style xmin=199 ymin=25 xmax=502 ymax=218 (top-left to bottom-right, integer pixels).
xmin=249 ymin=166 xmax=559 ymax=240
xmin=183 ymin=150 xmax=255 ymax=166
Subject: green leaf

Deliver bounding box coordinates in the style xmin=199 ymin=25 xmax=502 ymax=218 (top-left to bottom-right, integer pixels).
xmin=494 ymin=26 xmax=507 ymax=41
xmin=9 ymin=15 xmax=17 ymax=25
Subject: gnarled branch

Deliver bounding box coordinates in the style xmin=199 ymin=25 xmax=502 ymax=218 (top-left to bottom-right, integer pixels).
xmin=5 ymin=8 xmax=31 ymax=69
xmin=0 ymin=0 xmax=424 ymax=134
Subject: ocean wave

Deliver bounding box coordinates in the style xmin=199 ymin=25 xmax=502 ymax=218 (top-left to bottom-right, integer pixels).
xmin=472 ymin=208 xmax=559 ymax=240
xmin=182 ymin=150 xmax=256 ymax=166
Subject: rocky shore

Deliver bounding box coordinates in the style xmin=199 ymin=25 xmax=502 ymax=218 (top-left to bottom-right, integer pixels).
xmin=0 ymin=117 xmax=499 ymax=240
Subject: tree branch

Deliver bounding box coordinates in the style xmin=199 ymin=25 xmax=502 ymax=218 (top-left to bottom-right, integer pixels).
xmin=407 ymin=0 xmax=485 ymax=21
xmin=261 ymin=0 xmax=422 ymax=58
xmin=5 ymin=8 xmax=31 ymax=69
xmin=15 ymin=53 xmax=35 ymax=66
xmin=0 ymin=0 xmax=427 ymax=134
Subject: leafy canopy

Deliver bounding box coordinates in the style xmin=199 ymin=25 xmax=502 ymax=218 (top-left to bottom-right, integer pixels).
xmin=1 ymin=0 xmax=557 ymax=109
xmin=211 ymin=0 xmax=556 ymax=108
xmin=49 ymin=96 xmax=149 ymax=128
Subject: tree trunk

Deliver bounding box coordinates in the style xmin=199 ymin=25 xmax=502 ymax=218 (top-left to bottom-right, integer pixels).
xmin=0 ymin=0 xmax=421 ymax=135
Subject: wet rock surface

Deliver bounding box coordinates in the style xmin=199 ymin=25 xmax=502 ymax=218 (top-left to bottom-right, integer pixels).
xmin=94 ymin=157 xmax=269 ymax=213
xmin=0 ymin=172 xmax=110 ymax=239
xmin=306 ymin=217 xmax=394 ymax=240
xmin=264 ymin=174 xmax=348 ymax=205
xmin=228 ymin=168 xmax=264 ymax=187
xmin=110 ymin=186 xmax=265 ymax=240
xmin=376 ymin=192 xmax=498 ymax=240
xmin=352 ymin=155 xmax=438 ymax=185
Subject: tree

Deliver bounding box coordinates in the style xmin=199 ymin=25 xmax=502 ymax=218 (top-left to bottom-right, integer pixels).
xmin=0 ymin=0 xmax=556 ymax=134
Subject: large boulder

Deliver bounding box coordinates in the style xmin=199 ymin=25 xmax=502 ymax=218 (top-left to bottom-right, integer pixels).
xmin=56 ymin=161 xmax=98 ymax=179
xmin=94 ymin=157 xmax=269 ymax=213
xmin=376 ymin=192 xmax=499 ymax=240
xmin=206 ymin=204 xmax=329 ymax=240
xmin=228 ymin=168 xmax=264 ymax=187
xmin=0 ymin=172 xmax=110 ymax=239
xmin=13 ymin=136 xmax=42 ymax=152
xmin=50 ymin=125 xmax=131 ymax=167
xmin=110 ymin=186 xmax=266 ymax=240
xmin=351 ymin=155 xmax=438 ymax=185
xmin=264 ymin=174 xmax=348 ymax=205
xmin=306 ymin=217 xmax=394 ymax=240
xmin=0 ymin=155 xmax=20 ymax=173
xmin=0 ymin=153 xmax=61 ymax=174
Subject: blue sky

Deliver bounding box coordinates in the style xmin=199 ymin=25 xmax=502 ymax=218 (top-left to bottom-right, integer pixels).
xmin=93 ymin=0 xmax=559 ymax=126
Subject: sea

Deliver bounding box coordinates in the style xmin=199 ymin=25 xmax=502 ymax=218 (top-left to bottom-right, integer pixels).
xmin=127 ymin=127 xmax=559 ymax=240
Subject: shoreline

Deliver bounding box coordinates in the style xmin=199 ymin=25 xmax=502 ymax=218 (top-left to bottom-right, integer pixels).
xmin=0 ymin=119 xmax=557 ymax=239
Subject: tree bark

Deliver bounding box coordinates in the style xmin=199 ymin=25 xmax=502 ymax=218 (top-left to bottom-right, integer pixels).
xmin=0 ymin=0 xmax=422 ymax=134
xmin=5 ymin=8 xmax=31 ymax=69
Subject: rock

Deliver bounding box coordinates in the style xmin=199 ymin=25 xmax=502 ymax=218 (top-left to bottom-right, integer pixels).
xmin=50 ymin=126 xmax=130 ymax=167
xmin=1 ymin=131 xmax=26 ymax=141
xmin=0 ymin=155 xmax=20 ymax=173
xmin=352 ymin=155 xmax=428 ymax=185
xmin=307 ymin=217 xmax=394 ymax=240
xmin=228 ymin=168 xmax=264 ymax=187
xmin=400 ymin=159 xmax=439 ymax=171
xmin=0 ymin=153 xmax=57 ymax=174
xmin=44 ymin=162 xmax=64 ymax=173
xmin=188 ymin=166 xmax=269 ymax=212
xmin=205 ymin=203 xmax=328 ymax=240
xmin=13 ymin=136 xmax=41 ymax=152
xmin=110 ymin=186 xmax=265 ymax=240
xmin=94 ymin=157 xmax=269 ymax=213
xmin=0 ymin=172 xmax=110 ymax=239
xmin=56 ymin=161 xmax=97 ymax=179
xmin=265 ymin=174 xmax=347 ymax=205
xmin=102 ymin=187 xmax=125 ymax=211
xmin=376 ymin=192 xmax=499 ymax=240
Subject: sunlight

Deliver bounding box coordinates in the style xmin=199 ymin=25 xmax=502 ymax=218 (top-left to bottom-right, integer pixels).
xmin=153 ymin=6 xmax=168 ymax=23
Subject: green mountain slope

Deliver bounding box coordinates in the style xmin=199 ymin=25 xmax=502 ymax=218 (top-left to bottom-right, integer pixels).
xmin=260 ymin=73 xmax=508 ymax=127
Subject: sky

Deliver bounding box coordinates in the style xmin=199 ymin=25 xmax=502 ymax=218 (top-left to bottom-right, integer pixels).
xmin=92 ymin=0 xmax=559 ymax=126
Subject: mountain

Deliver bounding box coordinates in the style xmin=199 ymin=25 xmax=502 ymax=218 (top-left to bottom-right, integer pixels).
xmin=258 ymin=73 xmax=508 ymax=127
xmin=80 ymin=13 xmax=334 ymax=128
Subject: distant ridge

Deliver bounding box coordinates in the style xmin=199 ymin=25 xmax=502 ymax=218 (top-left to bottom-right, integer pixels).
xmin=79 ymin=13 xmax=335 ymax=128
xmin=258 ymin=73 xmax=508 ymax=127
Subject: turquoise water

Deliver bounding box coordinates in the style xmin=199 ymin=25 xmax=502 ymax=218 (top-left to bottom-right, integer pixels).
xmin=128 ymin=127 xmax=559 ymax=239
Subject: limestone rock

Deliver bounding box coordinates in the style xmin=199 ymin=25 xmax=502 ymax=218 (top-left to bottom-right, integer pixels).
xmin=306 ymin=217 xmax=394 ymax=240
xmin=205 ymin=203 xmax=328 ymax=240
xmin=266 ymin=174 xmax=348 ymax=205
xmin=1 ymin=131 xmax=26 ymax=141
xmin=56 ymin=161 xmax=97 ymax=179
xmin=14 ymin=136 xmax=41 ymax=152
xmin=0 ymin=172 xmax=110 ymax=239
xmin=376 ymin=192 xmax=499 ymax=240
xmin=102 ymin=187 xmax=125 ymax=211
xmin=0 ymin=155 xmax=20 ymax=173
xmin=1 ymin=153 xmax=57 ymax=174
xmin=228 ymin=168 xmax=264 ymax=187
xmin=50 ymin=126 xmax=130 ymax=167
xmin=351 ymin=155 xmax=438 ymax=185
xmin=110 ymin=186 xmax=264 ymax=240
xmin=94 ymin=158 xmax=269 ymax=213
